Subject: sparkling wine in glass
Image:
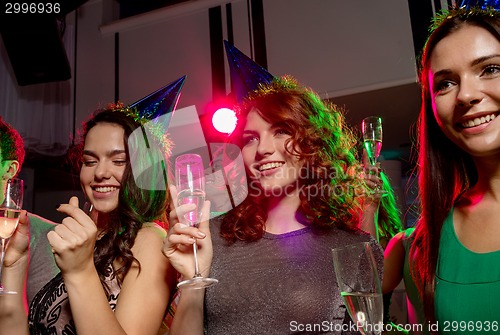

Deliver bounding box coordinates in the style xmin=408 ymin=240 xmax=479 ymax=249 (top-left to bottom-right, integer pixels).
xmin=332 ymin=242 xmax=383 ymax=335
xmin=175 ymin=154 xmax=218 ymax=289
xmin=362 ymin=116 xmax=383 ymax=166
xmin=362 ymin=116 xmax=386 ymax=196
xmin=0 ymin=178 xmax=24 ymax=295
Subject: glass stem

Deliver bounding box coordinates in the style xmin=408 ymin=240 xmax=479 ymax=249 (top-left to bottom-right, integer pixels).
xmin=0 ymin=238 xmax=6 ymax=289
xmin=192 ymin=240 xmax=202 ymax=278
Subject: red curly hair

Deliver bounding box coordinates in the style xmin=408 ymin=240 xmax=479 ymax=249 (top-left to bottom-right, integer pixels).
xmin=220 ymin=76 xmax=364 ymax=243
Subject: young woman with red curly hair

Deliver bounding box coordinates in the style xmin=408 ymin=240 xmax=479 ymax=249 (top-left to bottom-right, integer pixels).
xmin=164 ymin=76 xmax=383 ymax=335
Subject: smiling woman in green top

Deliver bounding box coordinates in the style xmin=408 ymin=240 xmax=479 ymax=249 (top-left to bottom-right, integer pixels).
xmin=409 ymin=5 xmax=500 ymax=334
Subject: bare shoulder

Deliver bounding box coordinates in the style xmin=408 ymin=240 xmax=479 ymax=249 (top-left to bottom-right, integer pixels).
xmin=137 ymin=222 xmax=167 ymax=240
xmin=392 ymin=231 xmax=406 ymax=241
xmin=129 ymin=223 xmax=168 ymax=263
xmin=384 ymin=230 xmax=411 ymax=258
xmin=386 ymin=231 xmax=405 ymax=248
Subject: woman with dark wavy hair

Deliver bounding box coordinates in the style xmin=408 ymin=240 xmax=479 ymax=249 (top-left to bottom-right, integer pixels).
xmin=0 ymin=107 xmax=176 ymax=334
xmin=164 ymin=76 xmax=383 ymax=335
xmin=383 ymin=6 xmax=500 ymax=334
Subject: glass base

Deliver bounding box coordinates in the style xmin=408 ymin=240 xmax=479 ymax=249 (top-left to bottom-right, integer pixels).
xmin=177 ymin=276 xmax=218 ymax=290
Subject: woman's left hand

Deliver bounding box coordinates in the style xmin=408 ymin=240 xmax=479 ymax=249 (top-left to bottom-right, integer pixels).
xmin=361 ymin=149 xmax=383 ymax=201
xmin=47 ymin=196 xmax=98 ymax=275
xmin=363 ymin=164 xmax=382 ymax=196
xmin=4 ymin=210 xmax=29 ymax=268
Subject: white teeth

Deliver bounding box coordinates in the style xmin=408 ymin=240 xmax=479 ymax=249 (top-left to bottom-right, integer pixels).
xmin=259 ymin=162 xmax=284 ymax=171
xmin=94 ymin=186 xmax=118 ymax=193
xmin=462 ymin=114 xmax=496 ymax=128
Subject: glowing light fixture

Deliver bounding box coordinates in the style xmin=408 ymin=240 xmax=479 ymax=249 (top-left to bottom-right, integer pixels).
xmin=212 ymin=107 xmax=237 ymax=134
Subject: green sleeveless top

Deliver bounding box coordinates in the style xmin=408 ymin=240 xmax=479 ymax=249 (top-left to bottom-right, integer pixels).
xmin=435 ymin=209 xmax=500 ymax=334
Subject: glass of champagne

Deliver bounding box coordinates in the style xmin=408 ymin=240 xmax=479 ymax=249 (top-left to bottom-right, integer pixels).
xmin=362 ymin=116 xmax=386 ymax=195
xmin=332 ymin=242 xmax=383 ymax=335
xmin=362 ymin=116 xmax=383 ymax=166
xmin=175 ymin=154 xmax=218 ymax=289
xmin=0 ymin=178 xmax=24 ymax=295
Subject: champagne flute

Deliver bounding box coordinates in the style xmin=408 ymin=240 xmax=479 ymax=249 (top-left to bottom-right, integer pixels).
xmin=332 ymin=242 xmax=383 ymax=335
xmin=362 ymin=116 xmax=383 ymax=166
xmin=175 ymin=154 xmax=218 ymax=289
xmin=362 ymin=116 xmax=386 ymax=195
xmin=0 ymin=178 xmax=24 ymax=295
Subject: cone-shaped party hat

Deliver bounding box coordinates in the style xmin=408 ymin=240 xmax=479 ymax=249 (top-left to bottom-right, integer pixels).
xmin=130 ymin=75 xmax=186 ymax=126
xmin=127 ymin=75 xmax=186 ymax=190
xmin=224 ymin=40 xmax=274 ymax=102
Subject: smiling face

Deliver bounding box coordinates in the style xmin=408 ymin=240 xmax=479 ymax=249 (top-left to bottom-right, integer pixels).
xmin=241 ymin=109 xmax=303 ymax=196
xmin=80 ymin=122 xmax=127 ymax=213
xmin=428 ymin=24 xmax=500 ymax=158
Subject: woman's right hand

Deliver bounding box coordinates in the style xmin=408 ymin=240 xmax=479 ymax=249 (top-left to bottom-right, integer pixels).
xmin=162 ymin=186 xmax=213 ymax=279
xmin=361 ymin=149 xmax=383 ymax=202
xmin=162 ymin=185 xmax=213 ymax=279
xmin=48 ymin=196 xmax=98 ymax=276
xmin=4 ymin=210 xmax=30 ymax=268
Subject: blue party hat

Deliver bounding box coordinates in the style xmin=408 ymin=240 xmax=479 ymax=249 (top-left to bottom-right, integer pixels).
xmin=224 ymin=41 xmax=274 ymax=102
xmin=127 ymin=75 xmax=186 ymax=190
xmin=459 ymin=0 xmax=500 ymax=9
xmin=130 ymin=75 xmax=186 ymax=127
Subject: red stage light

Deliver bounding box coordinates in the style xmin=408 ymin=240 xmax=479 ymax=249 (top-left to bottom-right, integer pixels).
xmin=212 ymin=107 xmax=237 ymax=134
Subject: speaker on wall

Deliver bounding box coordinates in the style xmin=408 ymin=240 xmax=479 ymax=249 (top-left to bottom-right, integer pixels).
xmin=0 ymin=15 xmax=71 ymax=86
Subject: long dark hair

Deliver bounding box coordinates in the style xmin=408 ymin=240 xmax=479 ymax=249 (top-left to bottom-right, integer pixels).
xmin=221 ymin=76 xmax=364 ymax=243
xmin=412 ymin=7 xmax=498 ymax=325
xmin=70 ymin=108 xmax=169 ymax=294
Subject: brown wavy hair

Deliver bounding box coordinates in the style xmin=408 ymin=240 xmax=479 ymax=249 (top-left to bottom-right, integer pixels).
xmin=70 ymin=109 xmax=169 ymax=295
xmin=220 ymin=76 xmax=365 ymax=243
xmin=412 ymin=7 xmax=497 ymax=327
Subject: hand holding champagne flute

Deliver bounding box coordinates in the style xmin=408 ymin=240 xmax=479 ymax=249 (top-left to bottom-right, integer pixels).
xmin=0 ymin=178 xmax=24 ymax=294
xmin=362 ymin=116 xmax=386 ymax=196
xmin=362 ymin=116 xmax=383 ymax=166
